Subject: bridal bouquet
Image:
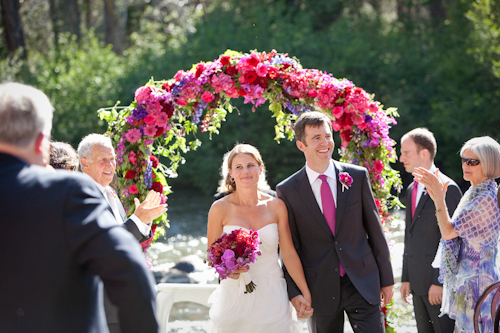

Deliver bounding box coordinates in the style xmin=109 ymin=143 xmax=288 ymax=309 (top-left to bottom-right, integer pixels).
xmin=205 ymin=228 xmax=262 ymax=293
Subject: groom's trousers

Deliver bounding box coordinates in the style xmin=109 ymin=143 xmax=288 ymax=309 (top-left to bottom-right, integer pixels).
xmin=308 ymin=274 xmax=385 ymax=333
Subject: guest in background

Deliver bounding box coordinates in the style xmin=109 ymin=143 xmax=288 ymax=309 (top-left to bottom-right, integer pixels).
xmin=399 ymin=128 xmax=461 ymax=333
xmin=0 ymin=82 xmax=159 ymax=332
xmin=414 ymin=136 xmax=500 ymax=332
xmin=49 ymin=141 xmax=78 ymax=171
xmin=78 ymin=133 xmax=166 ymax=333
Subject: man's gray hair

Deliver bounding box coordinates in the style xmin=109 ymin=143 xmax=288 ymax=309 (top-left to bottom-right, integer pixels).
xmin=77 ymin=134 xmax=114 ymax=167
xmin=461 ymin=136 xmax=500 ymax=179
xmin=0 ymin=82 xmax=54 ymax=146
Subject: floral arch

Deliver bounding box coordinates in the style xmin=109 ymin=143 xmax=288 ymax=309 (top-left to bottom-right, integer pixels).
xmin=99 ymin=49 xmax=402 ymax=251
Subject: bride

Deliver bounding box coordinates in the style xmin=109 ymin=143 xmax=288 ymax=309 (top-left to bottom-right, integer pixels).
xmin=207 ymin=144 xmax=313 ymax=333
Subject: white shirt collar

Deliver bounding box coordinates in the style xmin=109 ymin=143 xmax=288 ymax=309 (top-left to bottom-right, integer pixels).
xmin=305 ymin=160 xmax=336 ymax=185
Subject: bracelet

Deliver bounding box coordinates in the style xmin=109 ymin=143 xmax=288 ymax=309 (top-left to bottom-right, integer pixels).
xmin=435 ymin=209 xmax=445 ymax=216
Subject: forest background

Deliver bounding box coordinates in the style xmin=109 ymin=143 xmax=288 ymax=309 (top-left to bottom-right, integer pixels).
xmin=1 ymin=0 xmax=500 ymax=196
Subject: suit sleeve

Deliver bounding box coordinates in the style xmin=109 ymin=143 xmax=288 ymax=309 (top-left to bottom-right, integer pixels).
xmin=64 ymin=179 xmax=158 ymax=333
xmin=360 ymin=168 xmax=394 ymax=288
xmin=124 ymin=218 xmax=152 ymax=243
xmin=276 ymin=185 xmax=302 ymax=301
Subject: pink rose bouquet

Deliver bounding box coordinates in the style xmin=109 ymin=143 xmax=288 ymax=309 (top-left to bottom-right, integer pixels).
xmin=205 ymin=228 xmax=262 ymax=293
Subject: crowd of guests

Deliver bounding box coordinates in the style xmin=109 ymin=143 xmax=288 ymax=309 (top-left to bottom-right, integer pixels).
xmin=2 ymin=80 xmax=500 ymax=333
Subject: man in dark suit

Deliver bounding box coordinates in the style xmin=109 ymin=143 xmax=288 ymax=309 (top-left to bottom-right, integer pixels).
xmin=0 ymin=82 xmax=159 ymax=332
xmin=400 ymin=128 xmax=462 ymax=333
xmin=78 ymin=133 xmax=167 ymax=332
xmin=276 ymin=111 xmax=394 ymax=333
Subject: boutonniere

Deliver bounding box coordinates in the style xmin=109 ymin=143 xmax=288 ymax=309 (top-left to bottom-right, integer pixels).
xmin=339 ymin=172 xmax=353 ymax=192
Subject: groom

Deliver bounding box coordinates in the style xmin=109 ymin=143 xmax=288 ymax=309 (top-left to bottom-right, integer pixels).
xmin=276 ymin=111 xmax=394 ymax=332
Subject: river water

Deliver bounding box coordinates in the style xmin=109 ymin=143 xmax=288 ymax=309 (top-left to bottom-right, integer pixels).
xmin=147 ymin=189 xmax=418 ymax=332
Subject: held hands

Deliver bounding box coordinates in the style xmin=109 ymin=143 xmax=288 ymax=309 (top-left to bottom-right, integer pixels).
xmin=291 ymin=295 xmax=314 ymax=319
xmin=428 ymin=284 xmax=443 ymax=305
xmin=380 ymin=285 xmax=394 ymax=308
xmin=400 ymin=282 xmax=411 ymax=304
xmin=133 ymin=190 xmax=167 ymax=224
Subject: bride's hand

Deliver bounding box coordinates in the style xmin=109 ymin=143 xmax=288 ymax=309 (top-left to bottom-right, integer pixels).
xmin=291 ymin=295 xmax=314 ymax=319
xmin=229 ymin=267 xmax=248 ymax=280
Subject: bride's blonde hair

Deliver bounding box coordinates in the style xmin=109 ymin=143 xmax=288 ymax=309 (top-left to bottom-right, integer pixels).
xmin=216 ymin=143 xmax=271 ymax=194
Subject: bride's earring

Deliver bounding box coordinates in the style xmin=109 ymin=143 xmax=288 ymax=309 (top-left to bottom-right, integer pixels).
xmin=230 ymin=176 xmax=234 ymax=182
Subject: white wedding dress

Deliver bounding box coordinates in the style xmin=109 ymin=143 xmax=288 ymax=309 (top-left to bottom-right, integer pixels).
xmin=208 ymin=224 xmax=301 ymax=333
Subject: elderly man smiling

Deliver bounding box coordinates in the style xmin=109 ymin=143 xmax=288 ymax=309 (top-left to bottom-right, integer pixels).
xmin=78 ymin=133 xmax=166 ymax=333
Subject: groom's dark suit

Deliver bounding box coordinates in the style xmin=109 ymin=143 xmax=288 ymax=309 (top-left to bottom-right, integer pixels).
xmin=277 ymin=160 xmax=393 ymax=331
xmin=0 ymin=153 xmax=158 ymax=332
xmin=402 ymin=172 xmax=461 ymax=332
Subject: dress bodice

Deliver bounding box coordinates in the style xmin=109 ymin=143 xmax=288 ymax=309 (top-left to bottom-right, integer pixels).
xmin=222 ymin=224 xmax=280 ymax=276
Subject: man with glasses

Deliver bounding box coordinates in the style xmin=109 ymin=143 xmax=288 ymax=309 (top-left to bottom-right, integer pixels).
xmin=399 ymin=128 xmax=462 ymax=333
xmin=78 ymin=133 xmax=166 ymax=333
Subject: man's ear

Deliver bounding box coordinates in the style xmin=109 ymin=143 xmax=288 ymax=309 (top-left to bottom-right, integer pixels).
xmin=33 ymin=132 xmax=45 ymax=155
xmin=81 ymin=157 xmax=89 ymax=170
xmin=296 ymin=140 xmax=306 ymax=152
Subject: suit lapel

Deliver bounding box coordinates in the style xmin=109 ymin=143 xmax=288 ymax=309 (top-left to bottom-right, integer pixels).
xmin=333 ymin=161 xmax=348 ymax=235
xmin=294 ymin=167 xmax=333 ymax=237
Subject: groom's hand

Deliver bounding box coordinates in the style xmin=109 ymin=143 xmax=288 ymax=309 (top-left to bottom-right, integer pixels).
xmin=380 ymin=285 xmax=394 ymax=308
xmin=291 ymin=295 xmax=313 ymax=319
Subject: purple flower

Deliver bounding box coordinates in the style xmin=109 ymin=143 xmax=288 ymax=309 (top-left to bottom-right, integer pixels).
xmin=221 ymin=249 xmax=235 ymax=269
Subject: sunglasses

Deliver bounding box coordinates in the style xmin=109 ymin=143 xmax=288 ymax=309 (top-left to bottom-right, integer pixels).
xmin=461 ymin=158 xmax=481 ymax=166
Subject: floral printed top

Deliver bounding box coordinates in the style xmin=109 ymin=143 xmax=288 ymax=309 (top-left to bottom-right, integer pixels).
xmin=437 ymin=179 xmax=500 ymax=332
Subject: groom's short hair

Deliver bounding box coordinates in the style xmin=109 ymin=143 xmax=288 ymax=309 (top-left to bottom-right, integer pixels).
xmin=294 ymin=111 xmax=333 ymax=144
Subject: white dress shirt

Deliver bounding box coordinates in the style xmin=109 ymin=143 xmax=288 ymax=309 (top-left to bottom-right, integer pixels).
xmin=414 ymin=164 xmax=438 ymax=207
xmin=305 ymin=160 xmax=337 ymax=213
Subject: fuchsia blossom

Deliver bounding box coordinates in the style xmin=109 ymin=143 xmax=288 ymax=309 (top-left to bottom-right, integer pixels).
xmin=128 ymin=184 xmax=139 ymax=194
xmin=143 ymin=125 xmax=157 ymax=137
xmin=339 ymin=172 xmax=353 ymax=192
xmin=128 ymin=151 xmax=137 ymax=165
xmin=202 ymin=90 xmax=215 ymax=103
xmin=125 ymin=128 xmax=141 ymax=143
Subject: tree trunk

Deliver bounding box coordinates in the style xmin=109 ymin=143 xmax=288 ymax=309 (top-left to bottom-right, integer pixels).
xmin=0 ymin=0 xmax=27 ymax=58
xmin=104 ymin=0 xmax=116 ymax=50
xmin=84 ymin=0 xmax=92 ymax=30
xmin=61 ymin=0 xmax=81 ymax=40
xmin=48 ymin=0 xmax=59 ymax=48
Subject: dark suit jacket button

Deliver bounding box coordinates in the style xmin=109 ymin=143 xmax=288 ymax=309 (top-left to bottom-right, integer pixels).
xmin=335 ymin=268 xmax=339 ymax=272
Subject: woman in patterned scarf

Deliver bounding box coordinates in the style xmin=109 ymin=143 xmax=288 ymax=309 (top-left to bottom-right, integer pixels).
xmin=414 ymin=136 xmax=500 ymax=332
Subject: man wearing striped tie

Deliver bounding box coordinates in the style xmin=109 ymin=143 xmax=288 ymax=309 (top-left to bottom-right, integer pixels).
xmin=78 ymin=133 xmax=166 ymax=333
xmin=400 ymin=128 xmax=462 ymax=333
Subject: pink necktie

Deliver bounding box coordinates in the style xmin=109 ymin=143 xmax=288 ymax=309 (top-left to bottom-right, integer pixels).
xmin=319 ymin=175 xmax=345 ymax=277
xmin=411 ymin=181 xmax=418 ymax=219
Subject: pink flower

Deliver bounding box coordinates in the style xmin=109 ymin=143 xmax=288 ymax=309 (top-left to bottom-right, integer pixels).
xmin=339 ymin=172 xmax=353 ymax=192
xmin=256 ymin=63 xmax=268 ymax=77
xmin=144 ymin=115 xmax=156 ymax=125
xmin=125 ymin=128 xmax=141 ymax=143
xmin=135 ymin=86 xmax=152 ymax=105
xmin=177 ymin=97 xmax=188 ymax=106
xmin=374 ymin=160 xmax=384 ymax=174
xmin=128 ymin=151 xmax=137 ymax=165
xmin=202 ymin=90 xmax=215 ymax=103
xmin=156 ymin=112 xmax=169 ymax=127
xmin=332 ymin=106 xmax=344 ymax=118
xmin=143 ymin=124 xmax=157 ymax=137
xmin=128 ymin=184 xmax=139 ymax=194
